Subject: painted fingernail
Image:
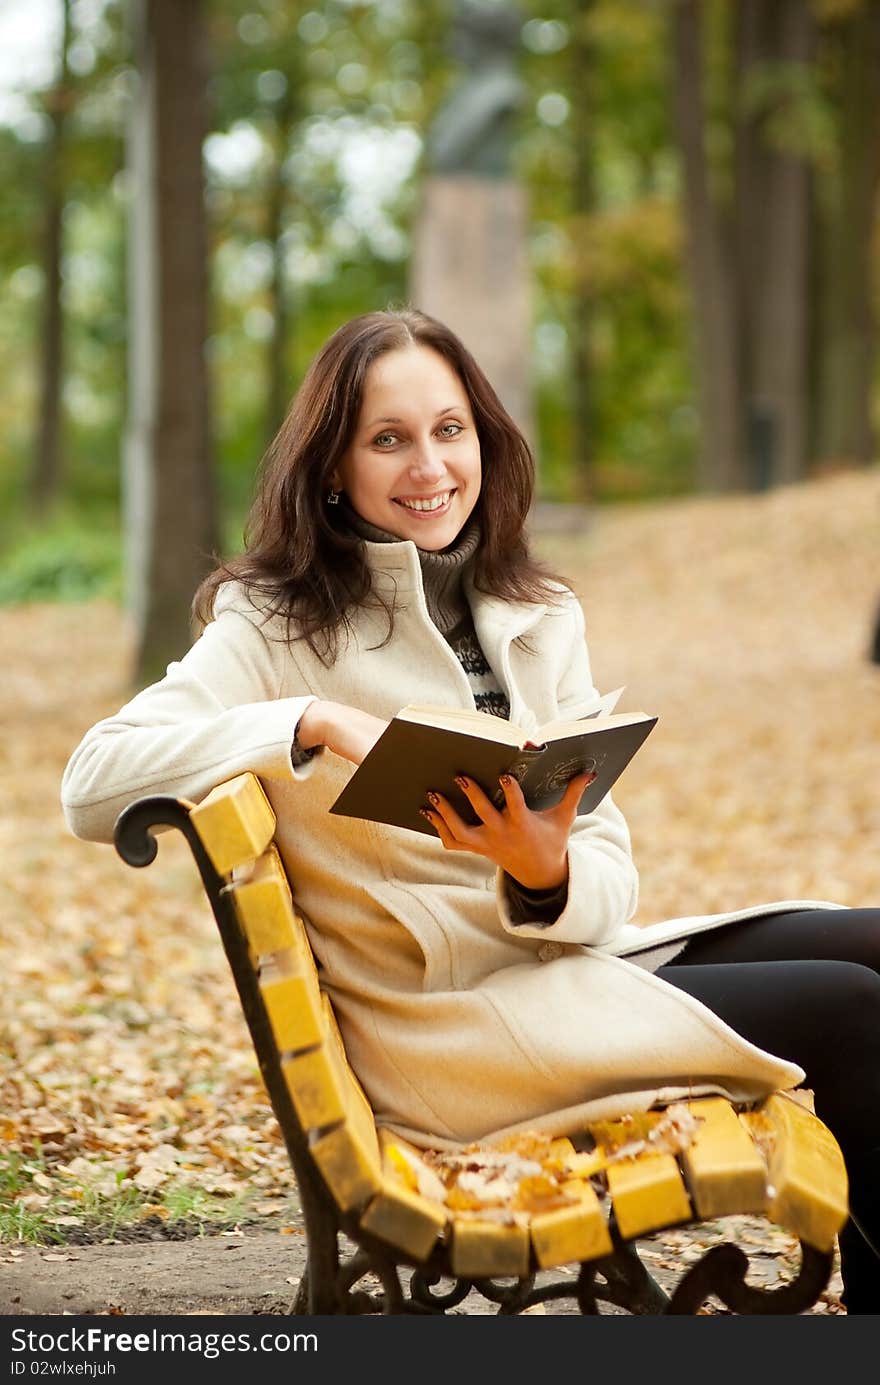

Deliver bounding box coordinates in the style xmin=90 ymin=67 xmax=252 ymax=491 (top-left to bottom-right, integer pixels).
xmin=454 ymin=775 xmax=469 ymax=788
xmin=419 ymin=807 xmax=433 ymax=820
xmin=499 ymin=774 xmax=512 ymax=786
xmin=427 ymin=791 xmax=440 ymax=805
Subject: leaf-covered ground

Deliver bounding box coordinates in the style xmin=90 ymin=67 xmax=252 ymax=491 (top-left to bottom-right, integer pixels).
xmin=1 ymin=468 xmax=878 ymax=1311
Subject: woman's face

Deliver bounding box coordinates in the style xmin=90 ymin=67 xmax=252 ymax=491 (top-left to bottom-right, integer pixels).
xmin=332 ymin=344 xmax=482 ymax=550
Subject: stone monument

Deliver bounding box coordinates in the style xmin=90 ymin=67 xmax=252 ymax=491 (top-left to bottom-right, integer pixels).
xmin=409 ymin=0 xmax=534 ymax=450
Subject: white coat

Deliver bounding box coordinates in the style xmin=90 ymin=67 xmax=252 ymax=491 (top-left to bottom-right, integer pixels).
xmin=61 ymin=539 xmax=841 ymax=1150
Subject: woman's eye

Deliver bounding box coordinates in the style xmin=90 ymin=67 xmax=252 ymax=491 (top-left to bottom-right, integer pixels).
xmin=373 ymin=433 xmax=397 ymax=447
xmin=438 ymin=422 xmax=462 ymax=438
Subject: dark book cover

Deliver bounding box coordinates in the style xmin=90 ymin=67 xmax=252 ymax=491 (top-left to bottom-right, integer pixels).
xmin=329 ymin=712 xmax=657 ymax=837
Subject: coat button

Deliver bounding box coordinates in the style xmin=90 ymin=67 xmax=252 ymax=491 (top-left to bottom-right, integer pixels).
xmin=538 ymin=941 xmax=563 ymax=963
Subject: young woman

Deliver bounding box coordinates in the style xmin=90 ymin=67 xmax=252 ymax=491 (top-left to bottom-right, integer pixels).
xmin=61 ymin=307 xmax=880 ymax=1311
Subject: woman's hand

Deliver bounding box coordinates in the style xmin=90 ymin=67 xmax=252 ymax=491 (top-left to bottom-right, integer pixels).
xmin=420 ymin=769 xmax=596 ymax=890
xmin=297 ymin=699 xmax=388 ymax=766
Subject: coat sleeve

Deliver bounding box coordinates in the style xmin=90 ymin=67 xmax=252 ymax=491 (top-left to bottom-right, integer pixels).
xmin=495 ymin=590 xmax=640 ymax=946
xmin=61 ymin=584 xmax=322 ymax=844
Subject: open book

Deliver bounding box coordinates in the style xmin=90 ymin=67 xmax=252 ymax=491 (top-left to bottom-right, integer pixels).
xmin=330 ymin=688 xmax=657 ymax=837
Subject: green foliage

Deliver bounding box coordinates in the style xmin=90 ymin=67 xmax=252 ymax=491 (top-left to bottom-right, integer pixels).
xmin=0 ymin=512 xmax=121 ymax=606
xmin=0 ymin=0 xmax=875 ymax=561
xmin=520 ymin=0 xmax=693 ymax=492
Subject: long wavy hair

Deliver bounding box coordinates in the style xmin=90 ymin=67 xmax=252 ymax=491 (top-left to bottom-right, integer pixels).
xmin=193 ymin=306 xmax=567 ymax=663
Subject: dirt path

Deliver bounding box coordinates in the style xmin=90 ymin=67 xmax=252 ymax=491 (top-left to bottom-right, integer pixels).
xmin=0 ymin=1231 xmax=308 ymax=1317
xmin=0 ymin=1215 xmax=843 ymax=1317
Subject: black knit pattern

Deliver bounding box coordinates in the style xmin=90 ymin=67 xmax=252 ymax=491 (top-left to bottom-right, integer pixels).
xmin=446 ymin=618 xmax=511 ymax=720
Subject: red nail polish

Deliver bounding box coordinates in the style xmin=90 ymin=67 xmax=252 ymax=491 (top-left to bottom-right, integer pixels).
xmin=427 ymin=791 xmax=439 ymax=805
xmin=454 ymin=775 xmax=468 ymax=788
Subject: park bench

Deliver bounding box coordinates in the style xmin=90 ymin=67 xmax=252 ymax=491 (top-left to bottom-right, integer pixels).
xmin=113 ymin=771 xmax=850 ymax=1316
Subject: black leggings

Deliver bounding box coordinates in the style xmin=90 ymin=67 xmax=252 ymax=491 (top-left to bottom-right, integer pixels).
xmin=658 ymin=908 xmax=880 ymax=1312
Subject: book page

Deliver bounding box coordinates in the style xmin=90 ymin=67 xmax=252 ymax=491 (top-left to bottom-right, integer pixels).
xmin=396 ymin=704 xmax=523 ymax=746
xmin=537 ymin=710 xmax=653 ymax=743
xmin=399 ymin=688 xmax=628 ymax=747
xmin=592 ymin=686 xmax=625 ymax=717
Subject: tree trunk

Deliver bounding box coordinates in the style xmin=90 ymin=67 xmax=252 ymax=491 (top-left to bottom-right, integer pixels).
xmin=125 ymin=0 xmax=218 ymax=686
xmin=568 ymin=0 xmax=597 ymax=503
xmin=813 ymin=0 xmax=880 ymax=469
xmin=265 ymin=97 xmax=296 ymax=446
xmin=734 ymin=0 xmax=814 ymax=488
xmin=29 ymin=0 xmax=73 ymax=514
xmin=670 ymin=0 xmax=743 ymax=491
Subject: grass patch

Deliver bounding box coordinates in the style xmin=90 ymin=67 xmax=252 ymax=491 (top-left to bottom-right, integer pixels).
xmin=0 ymin=1202 xmax=66 ymax=1246
xmin=0 ymin=1153 xmax=267 ymax=1246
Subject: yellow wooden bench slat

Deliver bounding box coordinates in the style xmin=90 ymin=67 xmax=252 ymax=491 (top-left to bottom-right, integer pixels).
xmin=282 ymin=1044 xmax=348 ymax=1132
xmin=309 ymin=1118 xmax=383 ymax=1214
xmin=280 ymin=993 xmax=371 ymax=1135
xmin=355 ymin=1129 xmax=448 ymax=1261
xmin=588 ymin=1111 xmax=694 ymax=1239
xmin=602 ymin=1151 xmax=692 ymax=1240
xmin=191 ymin=772 xmax=276 ymax=874
xmin=360 ymin=1179 xmax=448 ymax=1262
xmin=530 ymin=1180 xmax=613 ymax=1270
xmin=679 ymin=1096 xmax=768 ymax=1219
xmin=260 ymin=954 xmax=325 ymax=1057
xmin=299 ymin=995 xmax=400 ymax=1217
xmin=744 ymin=1093 xmax=849 ymax=1253
xmin=321 ymin=994 xmax=376 ymax=1129
xmin=361 ymin=1156 xmax=448 ymax=1261
xmin=230 ymin=847 xmax=300 ymax=956
xmin=451 ymin=1216 xmax=531 ymax=1279
xmin=232 ymin=847 xmax=326 ymax=1055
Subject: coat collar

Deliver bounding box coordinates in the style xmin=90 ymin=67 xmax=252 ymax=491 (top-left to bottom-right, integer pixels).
xmin=361 ymin=538 xmax=548 ymax=644
xmin=360 ymin=539 xmax=549 ymax=730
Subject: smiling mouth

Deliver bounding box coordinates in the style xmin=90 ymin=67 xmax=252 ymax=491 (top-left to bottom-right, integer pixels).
xmin=393 ymin=489 xmax=456 ymax=514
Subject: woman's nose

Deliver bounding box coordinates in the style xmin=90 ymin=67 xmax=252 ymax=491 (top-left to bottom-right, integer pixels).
xmin=408 ymin=439 xmax=447 ymax=480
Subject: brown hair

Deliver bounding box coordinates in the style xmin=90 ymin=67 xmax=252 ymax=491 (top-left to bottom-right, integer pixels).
xmin=193 ymin=305 xmax=566 ymax=662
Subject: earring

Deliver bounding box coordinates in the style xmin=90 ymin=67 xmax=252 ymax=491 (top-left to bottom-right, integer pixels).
xmin=327 ymin=489 xmax=341 ymax=505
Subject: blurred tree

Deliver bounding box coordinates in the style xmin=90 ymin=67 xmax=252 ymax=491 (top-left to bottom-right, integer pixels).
xmin=670 ymin=0 xmax=741 ymax=490
xmin=671 ymin=0 xmax=817 ymax=491
xmin=812 ymin=0 xmax=880 ymax=470
xmin=521 ymin=1 xmax=692 ymax=501
xmin=670 ymin=0 xmax=880 ymax=492
xmin=567 ymin=0 xmax=598 ymax=500
xmin=1 ymin=0 xmax=131 ymax=527
xmin=30 ymin=0 xmax=74 ymax=514
xmin=208 ymin=1 xmax=310 ymax=447
xmin=125 ymin=0 xmax=218 ymax=683
xmin=735 ymin=0 xmax=815 ymax=489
